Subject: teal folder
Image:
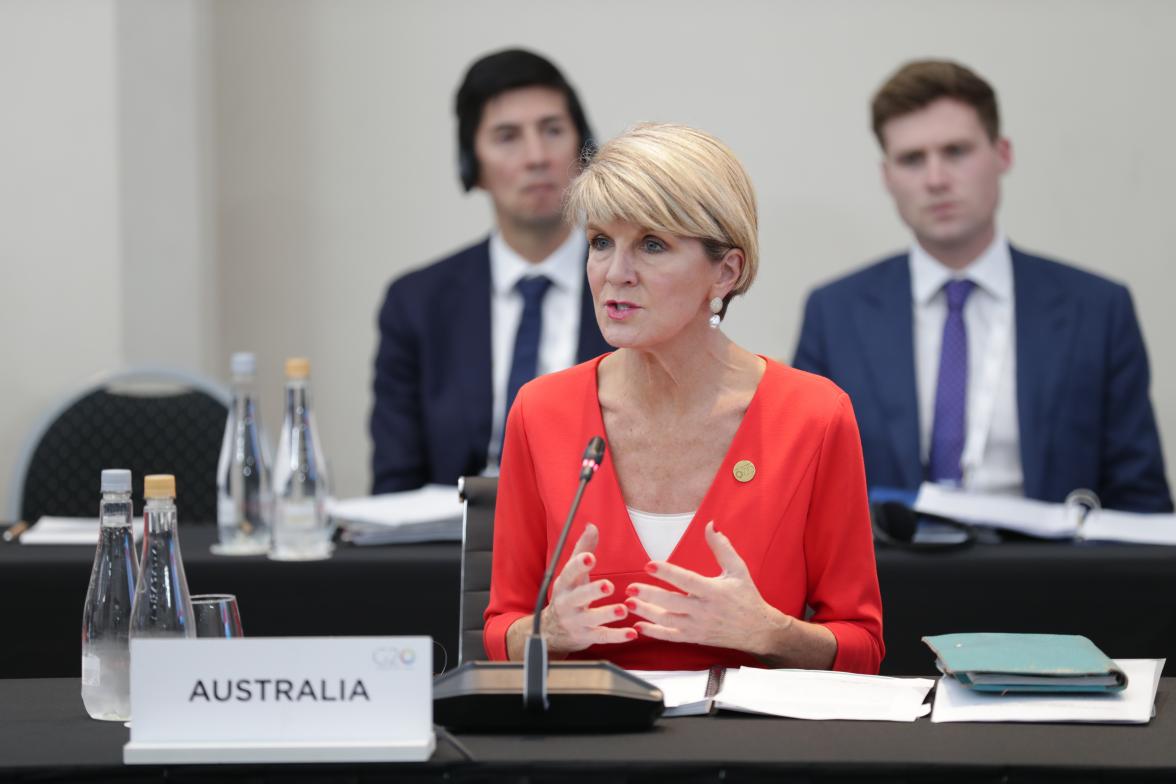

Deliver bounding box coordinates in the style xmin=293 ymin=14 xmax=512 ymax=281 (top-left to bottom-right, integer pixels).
xmin=922 ymin=633 xmax=1128 ymax=693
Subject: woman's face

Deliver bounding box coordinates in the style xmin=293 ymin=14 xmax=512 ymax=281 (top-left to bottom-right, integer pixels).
xmin=586 ymin=219 xmax=736 ymax=350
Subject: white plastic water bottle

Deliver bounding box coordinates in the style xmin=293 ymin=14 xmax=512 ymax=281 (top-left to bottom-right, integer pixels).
xmin=129 ymin=474 xmax=195 ymax=638
xmin=271 ymin=357 xmax=333 ymax=560
xmin=214 ymin=351 xmax=273 ymax=555
xmin=81 ymin=469 xmax=138 ymax=721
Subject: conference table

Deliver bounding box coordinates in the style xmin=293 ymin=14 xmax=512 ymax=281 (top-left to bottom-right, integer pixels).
xmin=4 ymin=524 xmax=1176 ymax=679
xmin=2 ymin=676 xmax=1175 ymax=781
xmin=6 ymin=677 xmax=1176 ymax=780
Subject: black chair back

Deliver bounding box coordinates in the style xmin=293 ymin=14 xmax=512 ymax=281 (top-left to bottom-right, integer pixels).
xmin=457 ymin=476 xmax=498 ymax=665
xmin=20 ymin=386 xmax=228 ymax=524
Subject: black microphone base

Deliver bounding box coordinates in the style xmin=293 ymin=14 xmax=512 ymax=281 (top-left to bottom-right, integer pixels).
xmin=433 ymin=660 xmax=664 ymax=733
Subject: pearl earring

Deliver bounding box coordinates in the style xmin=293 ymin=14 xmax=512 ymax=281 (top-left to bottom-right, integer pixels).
xmin=708 ymin=297 xmax=723 ymax=329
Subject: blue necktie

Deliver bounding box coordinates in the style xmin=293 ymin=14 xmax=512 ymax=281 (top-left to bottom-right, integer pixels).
xmin=505 ymin=275 xmax=553 ymax=416
xmin=928 ymin=279 xmax=976 ymax=484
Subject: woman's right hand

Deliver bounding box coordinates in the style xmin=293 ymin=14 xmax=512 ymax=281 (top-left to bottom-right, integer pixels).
xmin=541 ymin=523 xmax=636 ymax=655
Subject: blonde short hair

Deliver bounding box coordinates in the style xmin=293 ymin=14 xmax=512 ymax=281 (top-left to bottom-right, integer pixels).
xmin=564 ymin=123 xmax=758 ymax=311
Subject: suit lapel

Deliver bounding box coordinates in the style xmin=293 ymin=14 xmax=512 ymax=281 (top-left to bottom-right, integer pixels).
xmin=852 ymin=257 xmax=922 ymax=488
xmin=451 ymin=240 xmax=494 ymax=456
xmin=1012 ymin=248 xmax=1075 ymax=499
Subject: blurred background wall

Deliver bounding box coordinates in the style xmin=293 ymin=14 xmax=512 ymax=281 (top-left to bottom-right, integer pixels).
xmin=3 ymin=0 xmax=1173 ymax=512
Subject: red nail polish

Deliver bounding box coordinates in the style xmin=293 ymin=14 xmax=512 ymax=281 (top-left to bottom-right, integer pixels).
xmin=626 ymin=628 xmax=638 ymax=640
xmin=624 ymin=598 xmax=637 ymax=611
xmin=614 ymin=605 xmax=626 ymax=617
xmin=600 ymin=581 xmax=611 ymax=594
xmin=625 ymin=585 xmax=639 ymax=597
xmin=645 ymin=562 xmax=657 ymax=574
xmin=582 ymin=554 xmax=593 ymax=567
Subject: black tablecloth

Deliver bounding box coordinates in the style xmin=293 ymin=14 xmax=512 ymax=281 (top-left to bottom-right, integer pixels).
xmin=5 ymin=525 xmax=460 ymax=677
xmin=2 ymin=677 xmax=1175 ymax=782
xmin=5 ymin=525 xmax=1176 ymax=678
xmin=875 ymin=538 xmax=1176 ymax=676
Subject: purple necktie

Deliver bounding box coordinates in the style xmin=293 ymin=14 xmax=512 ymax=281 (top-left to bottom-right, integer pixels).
xmin=928 ymin=279 xmax=976 ymax=484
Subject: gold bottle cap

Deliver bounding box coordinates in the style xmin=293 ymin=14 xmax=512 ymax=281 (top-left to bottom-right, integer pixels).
xmin=285 ymin=357 xmax=311 ymax=379
xmin=144 ymin=474 xmax=176 ymax=498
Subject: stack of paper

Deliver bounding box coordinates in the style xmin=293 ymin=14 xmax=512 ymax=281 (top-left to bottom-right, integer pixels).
xmin=631 ymin=668 xmax=933 ymax=721
xmin=628 ymin=668 xmax=724 ymax=717
xmin=21 ymin=516 xmax=143 ymax=546
xmin=913 ymin=483 xmax=1176 ymax=544
xmin=914 ymin=484 xmax=1080 ymax=539
xmin=930 ymin=658 xmax=1163 ymax=723
xmin=1084 ymin=508 xmax=1176 ymax=545
xmin=327 ymin=485 xmax=463 ymax=545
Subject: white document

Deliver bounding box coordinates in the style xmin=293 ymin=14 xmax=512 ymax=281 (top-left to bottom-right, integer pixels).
xmin=1083 ymin=509 xmax=1176 ymax=545
xmin=930 ymin=658 xmax=1164 ymax=724
xmin=628 ymin=670 xmax=717 ymax=717
xmin=717 ymin=668 xmax=933 ymax=721
xmin=21 ymin=516 xmax=143 ymax=546
xmin=914 ymin=483 xmax=1080 ymax=539
xmin=327 ymin=485 xmax=462 ymax=545
xmin=631 ymin=668 xmax=934 ymax=721
xmin=914 ymin=484 xmax=1176 ymax=544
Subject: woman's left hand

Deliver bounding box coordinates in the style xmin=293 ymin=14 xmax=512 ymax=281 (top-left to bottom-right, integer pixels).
xmin=624 ymin=521 xmax=789 ymax=655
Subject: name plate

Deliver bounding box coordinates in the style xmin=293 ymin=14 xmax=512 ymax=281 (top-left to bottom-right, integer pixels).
xmin=123 ymin=636 xmax=433 ymax=764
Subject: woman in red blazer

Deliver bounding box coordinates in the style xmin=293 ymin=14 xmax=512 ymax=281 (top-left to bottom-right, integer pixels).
xmin=484 ymin=124 xmax=884 ymax=674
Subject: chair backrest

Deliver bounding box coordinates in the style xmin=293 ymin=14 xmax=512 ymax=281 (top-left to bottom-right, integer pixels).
xmin=12 ymin=367 xmax=230 ymax=524
xmin=457 ymin=475 xmax=498 ymax=665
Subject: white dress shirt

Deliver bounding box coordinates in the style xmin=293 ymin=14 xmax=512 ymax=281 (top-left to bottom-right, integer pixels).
xmin=486 ymin=228 xmax=586 ymax=465
xmin=627 ymin=507 xmax=695 ymax=562
xmin=910 ymin=231 xmax=1023 ymax=495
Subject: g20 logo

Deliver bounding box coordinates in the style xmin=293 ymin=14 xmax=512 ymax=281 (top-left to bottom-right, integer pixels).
xmin=372 ymin=646 xmax=417 ymax=669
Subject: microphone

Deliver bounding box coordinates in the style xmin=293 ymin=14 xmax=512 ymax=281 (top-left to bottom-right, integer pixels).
xmin=433 ymin=436 xmax=663 ymax=732
xmin=523 ymin=436 xmax=605 ymax=711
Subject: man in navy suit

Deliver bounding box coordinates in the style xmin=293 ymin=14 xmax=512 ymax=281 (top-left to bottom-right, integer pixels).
xmin=371 ymin=49 xmax=610 ymax=493
xmin=794 ymin=60 xmax=1171 ymax=512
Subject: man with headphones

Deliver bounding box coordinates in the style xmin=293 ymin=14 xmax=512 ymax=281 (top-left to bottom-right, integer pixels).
xmin=371 ymin=48 xmax=609 ymax=493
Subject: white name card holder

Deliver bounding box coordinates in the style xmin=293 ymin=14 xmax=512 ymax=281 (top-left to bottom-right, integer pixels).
xmin=123 ymin=636 xmax=434 ymax=764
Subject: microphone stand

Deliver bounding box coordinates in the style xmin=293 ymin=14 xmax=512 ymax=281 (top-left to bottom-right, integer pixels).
xmin=523 ymin=437 xmax=602 ymax=711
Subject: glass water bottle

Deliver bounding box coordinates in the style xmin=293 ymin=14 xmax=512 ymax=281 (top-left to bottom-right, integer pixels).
xmin=81 ymin=469 xmax=138 ymax=721
xmin=214 ymin=351 xmax=273 ymax=555
xmin=271 ymin=357 xmax=333 ymax=560
xmin=129 ymin=474 xmax=195 ymax=639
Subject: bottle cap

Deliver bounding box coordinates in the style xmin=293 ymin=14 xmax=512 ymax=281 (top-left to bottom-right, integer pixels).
xmin=100 ymin=469 xmax=132 ymax=493
xmin=230 ymin=352 xmax=256 ymax=376
xmin=144 ymin=474 xmax=176 ymax=499
xmin=285 ymin=357 xmax=311 ymax=379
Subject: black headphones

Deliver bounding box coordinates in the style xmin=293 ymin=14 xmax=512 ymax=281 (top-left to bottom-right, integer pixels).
xmin=870 ymin=501 xmax=979 ymax=552
xmin=458 ymin=122 xmax=595 ymax=193
xmin=458 ymin=147 xmax=478 ymax=193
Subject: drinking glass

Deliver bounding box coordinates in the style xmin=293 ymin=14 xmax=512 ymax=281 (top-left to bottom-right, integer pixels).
xmin=190 ymin=594 xmax=244 ymax=638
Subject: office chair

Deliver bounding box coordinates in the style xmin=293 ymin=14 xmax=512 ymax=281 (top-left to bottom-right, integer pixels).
xmin=457 ymin=475 xmax=498 ymax=665
xmin=10 ymin=367 xmax=230 ymax=525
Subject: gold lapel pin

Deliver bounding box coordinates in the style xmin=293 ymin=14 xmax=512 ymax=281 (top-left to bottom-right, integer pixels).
xmin=733 ymin=459 xmax=756 ymax=483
